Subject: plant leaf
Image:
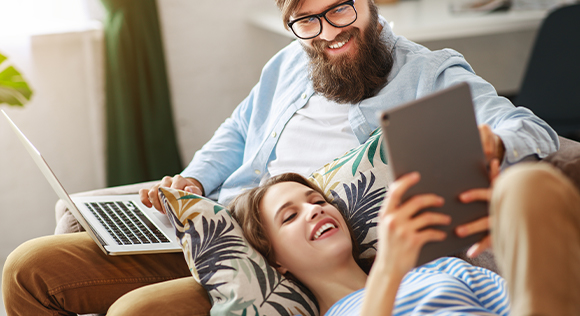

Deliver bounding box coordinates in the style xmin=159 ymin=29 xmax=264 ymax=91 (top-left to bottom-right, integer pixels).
xmin=0 ymin=57 xmax=33 ymax=107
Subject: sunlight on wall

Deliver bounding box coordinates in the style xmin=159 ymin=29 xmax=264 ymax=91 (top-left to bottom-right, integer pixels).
xmin=0 ymin=0 xmax=101 ymax=37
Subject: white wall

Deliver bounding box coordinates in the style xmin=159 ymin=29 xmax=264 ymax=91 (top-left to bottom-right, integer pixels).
xmin=0 ymin=0 xmax=292 ymax=262
xmin=157 ymin=0 xmax=292 ymax=163
xmin=0 ymin=29 xmax=105 ymax=260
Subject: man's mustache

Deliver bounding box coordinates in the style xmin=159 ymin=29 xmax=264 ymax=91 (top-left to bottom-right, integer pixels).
xmin=310 ymin=28 xmax=359 ymax=55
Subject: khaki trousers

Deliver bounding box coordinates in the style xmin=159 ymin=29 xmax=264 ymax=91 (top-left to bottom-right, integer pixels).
xmin=3 ymin=162 xmax=580 ymax=315
xmin=491 ymin=162 xmax=580 ymax=316
xmin=2 ymin=232 xmax=211 ymax=315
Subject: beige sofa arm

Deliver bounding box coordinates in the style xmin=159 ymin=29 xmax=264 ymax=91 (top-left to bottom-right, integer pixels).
xmin=54 ymin=180 xmax=158 ymax=235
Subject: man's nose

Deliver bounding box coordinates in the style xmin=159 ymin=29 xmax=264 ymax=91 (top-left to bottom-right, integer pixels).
xmin=318 ymin=18 xmax=342 ymax=42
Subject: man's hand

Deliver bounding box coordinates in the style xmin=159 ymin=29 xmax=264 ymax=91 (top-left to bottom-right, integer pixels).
xmin=455 ymin=158 xmax=501 ymax=257
xmin=139 ymin=175 xmax=204 ymax=213
xmin=479 ymin=124 xmax=505 ymax=163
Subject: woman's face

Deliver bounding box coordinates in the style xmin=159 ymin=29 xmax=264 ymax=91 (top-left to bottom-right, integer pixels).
xmin=259 ymin=181 xmax=353 ymax=276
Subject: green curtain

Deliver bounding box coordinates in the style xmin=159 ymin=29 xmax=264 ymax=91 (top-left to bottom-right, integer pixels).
xmin=101 ymin=0 xmax=182 ymax=186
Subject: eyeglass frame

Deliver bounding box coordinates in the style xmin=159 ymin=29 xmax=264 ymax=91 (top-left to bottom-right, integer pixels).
xmin=287 ymin=0 xmax=358 ymax=40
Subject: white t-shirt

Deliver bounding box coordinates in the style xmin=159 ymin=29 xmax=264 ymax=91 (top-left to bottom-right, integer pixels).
xmin=267 ymin=94 xmax=360 ymax=178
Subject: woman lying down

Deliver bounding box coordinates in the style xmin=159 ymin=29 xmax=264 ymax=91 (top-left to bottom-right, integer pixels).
xmin=230 ymin=163 xmax=580 ymax=316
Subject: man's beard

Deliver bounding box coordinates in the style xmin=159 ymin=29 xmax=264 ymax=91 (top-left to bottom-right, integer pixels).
xmin=303 ymin=14 xmax=393 ymax=104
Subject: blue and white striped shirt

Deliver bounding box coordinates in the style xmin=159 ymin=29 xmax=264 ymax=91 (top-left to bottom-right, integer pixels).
xmin=326 ymin=257 xmax=509 ymax=316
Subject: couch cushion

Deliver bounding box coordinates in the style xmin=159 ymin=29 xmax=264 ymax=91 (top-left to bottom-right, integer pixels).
xmin=543 ymin=136 xmax=580 ymax=191
xmin=159 ymin=187 xmax=319 ymax=316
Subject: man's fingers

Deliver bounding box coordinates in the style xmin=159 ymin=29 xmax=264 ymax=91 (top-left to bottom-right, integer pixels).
xmin=139 ymin=188 xmax=152 ymax=208
xmin=148 ymin=184 xmax=164 ymax=213
xmin=171 ymin=175 xmax=187 ymax=189
xmin=185 ymin=185 xmax=202 ymax=195
xmin=160 ymin=176 xmax=173 ymax=187
xmin=478 ymin=124 xmax=494 ymax=161
xmin=489 ymin=158 xmax=500 ymax=183
xmin=456 ymin=216 xmax=490 ymax=238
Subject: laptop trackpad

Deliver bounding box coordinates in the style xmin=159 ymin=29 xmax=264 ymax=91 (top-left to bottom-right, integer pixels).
xmin=153 ymin=212 xmax=173 ymax=229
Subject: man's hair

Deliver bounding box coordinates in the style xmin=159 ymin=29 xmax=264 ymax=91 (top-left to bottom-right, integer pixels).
xmin=229 ymin=173 xmax=368 ymax=273
xmin=274 ymin=0 xmax=302 ymax=29
xmin=275 ymin=0 xmax=378 ymax=27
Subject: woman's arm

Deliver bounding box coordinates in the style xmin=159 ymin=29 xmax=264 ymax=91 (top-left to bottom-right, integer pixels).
xmin=360 ymin=172 xmax=451 ymax=315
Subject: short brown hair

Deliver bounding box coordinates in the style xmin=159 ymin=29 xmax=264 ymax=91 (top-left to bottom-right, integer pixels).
xmin=274 ymin=0 xmax=301 ymax=29
xmin=275 ymin=0 xmax=378 ymax=30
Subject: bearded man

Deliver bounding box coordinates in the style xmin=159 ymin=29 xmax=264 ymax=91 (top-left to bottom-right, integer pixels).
xmin=2 ymin=0 xmax=559 ymax=315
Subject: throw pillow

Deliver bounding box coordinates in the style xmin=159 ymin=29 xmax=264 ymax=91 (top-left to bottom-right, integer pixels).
xmin=159 ymin=187 xmax=319 ymax=316
xmin=308 ymin=128 xmax=390 ymax=259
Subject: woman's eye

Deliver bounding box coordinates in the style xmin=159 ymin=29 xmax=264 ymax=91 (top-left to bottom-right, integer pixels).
xmin=283 ymin=213 xmax=296 ymax=223
xmin=314 ymin=200 xmax=326 ymax=205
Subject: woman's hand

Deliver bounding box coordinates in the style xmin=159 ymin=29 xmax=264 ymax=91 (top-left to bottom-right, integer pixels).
xmin=455 ymin=158 xmax=501 ymax=257
xmin=376 ymin=172 xmax=451 ymax=277
xmin=361 ymin=172 xmax=451 ymax=316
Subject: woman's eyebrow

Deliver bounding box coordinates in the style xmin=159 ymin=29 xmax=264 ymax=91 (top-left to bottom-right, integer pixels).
xmin=274 ymin=201 xmax=293 ymax=221
xmin=273 ymin=189 xmax=317 ymax=220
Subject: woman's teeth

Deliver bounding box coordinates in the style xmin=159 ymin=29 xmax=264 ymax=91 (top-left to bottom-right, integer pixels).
xmin=313 ymin=223 xmax=336 ymax=240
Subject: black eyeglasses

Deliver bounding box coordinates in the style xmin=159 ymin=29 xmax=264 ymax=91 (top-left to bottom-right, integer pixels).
xmin=287 ymin=0 xmax=358 ymax=40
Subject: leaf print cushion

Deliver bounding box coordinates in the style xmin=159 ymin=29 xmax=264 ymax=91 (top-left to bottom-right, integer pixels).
xmin=308 ymin=128 xmax=390 ymax=259
xmin=158 ymin=187 xmax=319 ymax=316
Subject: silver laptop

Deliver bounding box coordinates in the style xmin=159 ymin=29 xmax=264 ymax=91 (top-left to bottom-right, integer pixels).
xmin=2 ymin=110 xmax=182 ymax=255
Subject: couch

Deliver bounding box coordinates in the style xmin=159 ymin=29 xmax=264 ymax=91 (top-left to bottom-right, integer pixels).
xmin=54 ymin=135 xmax=580 ymax=315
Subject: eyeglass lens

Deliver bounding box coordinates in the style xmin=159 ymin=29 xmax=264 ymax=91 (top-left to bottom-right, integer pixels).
xmin=292 ymin=3 xmax=356 ymax=39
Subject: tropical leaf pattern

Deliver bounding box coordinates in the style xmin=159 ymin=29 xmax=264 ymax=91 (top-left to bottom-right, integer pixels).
xmin=330 ymin=172 xmax=386 ymax=256
xmin=308 ymin=128 xmax=390 ymax=259
xmin=159 ymin=187 xmax=319 ymax=316
xmin=309 ymin=128 xmax=389 ymax=194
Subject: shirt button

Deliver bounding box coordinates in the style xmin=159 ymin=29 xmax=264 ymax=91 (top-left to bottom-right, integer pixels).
xmin=301 ymin=93 xmax=307 ymax=99
xmin=271 ymin=132 xmax=277 ymax=138
xmin=513 ymin=150 xmax=519 ymax=158
xmin=255 ymin=170 xmax=261 ymax=175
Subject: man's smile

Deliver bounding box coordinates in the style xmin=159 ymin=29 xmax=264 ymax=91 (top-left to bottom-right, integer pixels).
xmin=328 ymin=35 xmax=351 ymax=49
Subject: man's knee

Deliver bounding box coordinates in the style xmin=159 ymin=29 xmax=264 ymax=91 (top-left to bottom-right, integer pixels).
xmin=493 ymin=162 xmax=580 ymax=219
xmin=2 ymin=236 xmax=61 ymax=304
xmin=496 ymin=162 xmax=565 ymax=192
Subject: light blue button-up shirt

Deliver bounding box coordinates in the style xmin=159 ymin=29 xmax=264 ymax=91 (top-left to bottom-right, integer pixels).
xmin=182 ymin=17 xmax=559 ymax=205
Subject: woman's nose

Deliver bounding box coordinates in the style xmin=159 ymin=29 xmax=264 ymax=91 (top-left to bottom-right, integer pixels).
xmin=308 ymin=204 xmax=324 ymax=221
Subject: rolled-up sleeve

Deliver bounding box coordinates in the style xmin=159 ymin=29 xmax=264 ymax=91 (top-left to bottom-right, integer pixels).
xmin=433 ymin=54 xmax=559 ymax=166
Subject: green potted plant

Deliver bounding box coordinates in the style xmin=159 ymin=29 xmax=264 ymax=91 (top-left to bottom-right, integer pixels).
xmin=0 ymin=52 xmax=33 ymax=106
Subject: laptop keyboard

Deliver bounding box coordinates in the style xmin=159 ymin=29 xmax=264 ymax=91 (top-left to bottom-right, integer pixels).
xmin=85 ymin=201 xmax=171 ymax=245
